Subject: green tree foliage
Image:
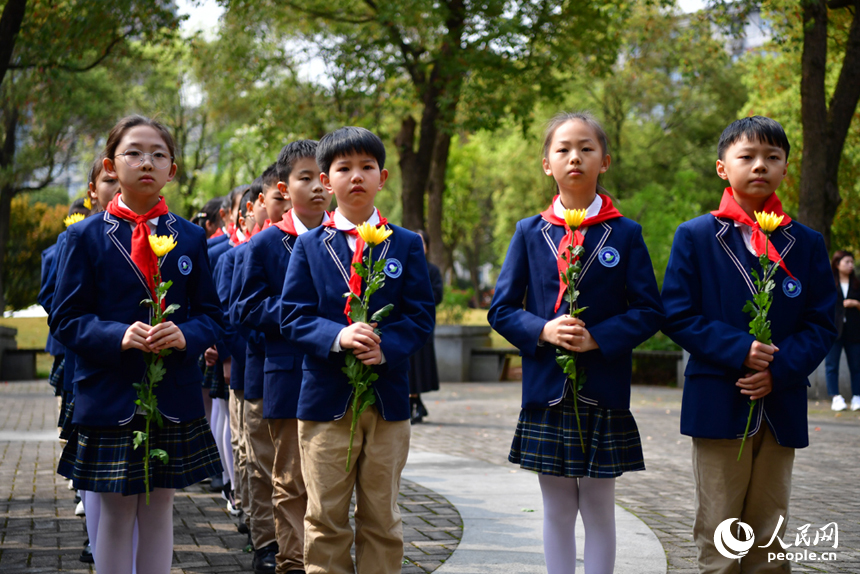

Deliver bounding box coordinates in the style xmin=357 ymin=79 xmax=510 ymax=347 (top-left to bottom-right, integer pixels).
xmin=3 ymin=195 xmax=65 ymax=310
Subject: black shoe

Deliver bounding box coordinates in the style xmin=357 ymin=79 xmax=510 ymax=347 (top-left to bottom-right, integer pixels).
xmin=252 ymin=542 xmax=277 ymax=573
xmin=79 ymin=539 xmax=94 ymax=564
xmin=237 ymin=521 xmax=249 ymax=534
xmin=410 ymin=397 xmax=423 ymax=424
xmin=208 ymin=475 xmax=225 ymax=492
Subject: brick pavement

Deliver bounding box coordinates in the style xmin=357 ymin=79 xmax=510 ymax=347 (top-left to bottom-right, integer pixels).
xmin=410 ymin=382 xmax=860 ymax=573
xmin=0 ymin=381 xmax=462 ymax=573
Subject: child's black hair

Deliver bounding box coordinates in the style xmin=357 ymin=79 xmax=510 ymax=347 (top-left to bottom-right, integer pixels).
xmin=276 ymin=140 xmax=319 ymax=182
xmin=260 ymin=163 xmax=279 ymax=191
xmin=718 ymin=116 xmax=791 ymax=160
xmin=240 ymin=185 xmax=257 ymax=218
xmin=193 ymin=197 xmax=223 ymax=229
xmin=316 ymin=126 xmax=385 ymax=175
xmin=223 ymin=184 xmax=249 ymax=214
xmin=68 ymin=198 xmax=90 ymax=217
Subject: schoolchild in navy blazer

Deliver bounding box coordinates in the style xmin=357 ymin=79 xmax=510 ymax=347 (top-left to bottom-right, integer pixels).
xmin=489 ymin=212 xmax=665 ymax=410
xmin=228 ymin=242 xmax=266 ymax=401
xmin=39 ymin=240 xmax=65 ymax=357
xmin=50 ymin=210 xmax=225 ymax=427
xmin=280 ymin=221 xmax=435 ymax=422
xmin=236 ymin=223 xmax=305 ymax=419
xmin=662 ymin=211 xmax=836 ymax=448
xmin=213 ymin=243 xmax=246 ymax=391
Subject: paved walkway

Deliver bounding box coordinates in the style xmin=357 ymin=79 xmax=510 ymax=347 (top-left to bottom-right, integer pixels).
xmin=2 ymin=380 xmax=859 ymax=573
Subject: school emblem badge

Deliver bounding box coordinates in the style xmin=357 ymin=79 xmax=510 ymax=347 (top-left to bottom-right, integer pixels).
xmin=598 ymin=246 xmax=620 ymax=268
xmin=384 ymin=258 xmax=403 ymax=279
xmin=782 ymin=277 xmax=801 ymax=298
xmin=178 ymin=255 xmax=192 ymax=276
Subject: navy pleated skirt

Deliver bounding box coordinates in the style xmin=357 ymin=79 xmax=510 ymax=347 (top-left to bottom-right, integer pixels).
xmin=58 ymin=415 xmax=222 ymax=496
xmin=509 ymin=389 xmax=645 ymax=478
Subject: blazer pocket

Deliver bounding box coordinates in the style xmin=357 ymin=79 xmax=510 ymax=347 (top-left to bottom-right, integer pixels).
xmin=264 ymin=355 xmax=295 ymax=373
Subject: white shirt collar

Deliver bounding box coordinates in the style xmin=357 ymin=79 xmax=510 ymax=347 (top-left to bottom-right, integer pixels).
xmin=290 ymin=209 xmax=331 ymax=235
xmin=553 ymin=194 xmax=602 ymax=221
xmin=333 ymin=207 xmax=379 ymax=231
xmin=117 ymin=196 xmax=159 ymax=229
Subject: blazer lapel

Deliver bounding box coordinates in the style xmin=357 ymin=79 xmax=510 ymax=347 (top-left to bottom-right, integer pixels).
xmin=576 ymin=222 xmax=612 ymax=287
xmin=155 ymin=213 xmax=179 ymax=269
xmin=322 ymin=228 xmax=352 ymax=287
xmin=714 ymin=217 xmax=757 ymax=296
xmin=104 ymin=212 xmax=151 ymax=297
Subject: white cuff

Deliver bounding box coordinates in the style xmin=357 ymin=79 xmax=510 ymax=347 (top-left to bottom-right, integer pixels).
xmin=331 ymin=328 xmax=347 ymax=353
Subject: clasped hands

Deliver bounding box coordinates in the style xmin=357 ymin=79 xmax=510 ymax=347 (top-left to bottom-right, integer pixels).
xmin=738 ymin=340 xmax=779 ymax=400
xmin=122 ymin=321 xmax=187 ymax=353
xmin=341 ymin=321 xmax=383 ymax=365
xmin=540 ymin=315 xmax=598 ymax=353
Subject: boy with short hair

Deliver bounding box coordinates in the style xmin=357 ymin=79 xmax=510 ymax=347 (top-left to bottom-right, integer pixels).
xmin=236 ymin=140 xmax=331 ymax=574
xmin=258 ymin=163 xmax=290 ymax=228
xmin=661 ymin=116 xmax=837 ymax=573
xmin=280 ymin=126 xmax=435 ymax=574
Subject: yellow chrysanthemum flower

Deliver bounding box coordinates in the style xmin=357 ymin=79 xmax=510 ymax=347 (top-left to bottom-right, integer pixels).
xmin=149 ymin=234 xmax=177 ymax=258
xmin=83 ymin=197 xmax=92 ymax=210
xmin=355 ymin=222 xmax=393 ymax=247
xmin=754 ymin=211 xmax=784 ymax=234
xmin=563 ymin=208 xmax=588 ymax=230
xmin=64 ymin=213 xmax=86 ymax=228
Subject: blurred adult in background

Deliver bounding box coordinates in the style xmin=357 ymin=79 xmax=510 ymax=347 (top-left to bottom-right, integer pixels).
xmin=409 ymin=230 xmax=443 ymax=423
xmin=826 ymin=250 xmax=860 ymax=411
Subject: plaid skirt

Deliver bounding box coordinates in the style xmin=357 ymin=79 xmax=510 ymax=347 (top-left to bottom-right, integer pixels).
xmin=199 ymin=356 xmax=228 ymax=400
xmin=48 ymin=356 xmax=65 ymax=396
xmin=57 ymin=415 xmax=222 ymax=496
xmin=509 ymin=391 xmax=645 ymax=478
xmin=58 ymin=393 xmax=76 ymax=441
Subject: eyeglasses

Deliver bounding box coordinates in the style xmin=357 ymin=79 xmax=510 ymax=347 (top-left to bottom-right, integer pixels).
xmin=115 ymin=149 xmax=174 ymax=170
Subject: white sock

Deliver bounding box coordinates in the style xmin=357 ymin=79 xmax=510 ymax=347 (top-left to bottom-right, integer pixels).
xmin=539 ymin=474 xmax=579 ymax=573
xmin=82 ymin=491 xmax=101 ymax=561
xmin=221 ymin=400 xmax=234 ymax=485
xmin=579 ymin=477 xmax=616 ymax=574
xmin=135 ymin=488 xmax=174 ymax=574
xmin=95 ymin=492 xmax=137 ymax=574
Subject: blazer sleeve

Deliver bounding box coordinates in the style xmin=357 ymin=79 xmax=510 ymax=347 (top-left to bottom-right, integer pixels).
xmin=587 ymin=226 xmax=665 ymax=359
xmin=661 ymin=224 xmax=755 ymax=370
xmin=376 ymin=234 xmax=436 ymax=368
xmin=235 ymin=237 xmax=281 ymax=336
xmin=169 ymin=231 xmax=226 ymax=366
xmin=487 ymin=221 xmax=548 ymax=358
xmin=280 ymin=236 xmax=345 ymax=359
xmin=38 ymin=246 xmax=57 ymax=315
xmin=429 ymin=263 xmax=444 ymax=306
xmin=49 ymin=226 xmax=128 ymax=367
xmin=768 ymin=233 xmax=837 ymax=390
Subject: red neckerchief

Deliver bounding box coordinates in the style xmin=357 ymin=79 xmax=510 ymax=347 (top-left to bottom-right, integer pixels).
xmin=226 ymin=221 xmax=235 ymax=236
xmin=229 ymin=225 xmax=243 ymax=246
xmin=275 ymin=210 xmax=299 ymax=237
xmin=323 ymin=210 xmax=389 ymax=323
xmin=250 ymin=222 xmax=262 ymax=237
xmin=710 ymin=187 xmax=794 ymax=279
xmin=211 ymin=227 xmax=225 ymax=238
xmin=262 ymin=219 xmax=272 ymax=231
xmin=540 ymin=194 xmax=623 ymax=313
xmin=105 ymin=195 xmax=169 ymax=301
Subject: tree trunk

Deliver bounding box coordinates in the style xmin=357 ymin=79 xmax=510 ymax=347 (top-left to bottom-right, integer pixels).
xmin=426 ymin=131 xmax=451 ymax=269
xmin=395 ymin=115 xmax=424 ymax=230
xmin=798 ymin=0 xmax=860 ymax=250
xmin=0 ymin=0 xmax=27 ymax=90
xmin=0 ymin=106 xmax=18 ymax=312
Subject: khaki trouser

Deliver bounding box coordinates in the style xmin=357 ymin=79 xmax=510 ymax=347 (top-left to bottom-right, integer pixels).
xmin=692 ymin=423 xmax=795 ymax=574
xmin=229 ymin=390 xmax=250 ymax=527
xmin=244 ymin=397 xmax=277 ymax=550
xmin=299 ymin=407 xmax=411 ymax=574
xmin=268 ymin=418 xmax=307 ymax=573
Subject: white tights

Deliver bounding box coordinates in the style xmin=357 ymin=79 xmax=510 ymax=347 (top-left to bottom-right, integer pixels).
xmin=95 ymin=489 xmax=174 ymax=574
xmin=538 ymin=475 xmax=616 ymax=574
xmin=211 ymin=398 xmax=233 ymax=485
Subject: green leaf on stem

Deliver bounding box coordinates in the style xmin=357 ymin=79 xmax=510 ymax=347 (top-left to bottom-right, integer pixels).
xmin=371 ymin=304 xmax=394 ymax=322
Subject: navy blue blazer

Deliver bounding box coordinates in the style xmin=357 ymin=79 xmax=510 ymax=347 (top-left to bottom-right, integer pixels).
xmin=662 ymin=214 xmax=837 ymax=448
xmin=236 ymin=225 xmax=304 ymax=419
xmin=228 ymin=243 xmax=266 ymax=401
xmin=208 ymin=233 xmax=231 ymax=271
xmin=39 ymin=240 xmax=65 ymax=356
xmin=50 ymin=211 xmax=225 ymax=426
xmin=488 ymin=214 xmax=665 ymax=410
xmin=280 ymin=224 xmax=435 ymax=421
xmin=214 ymin=246 xmax=246 ymax=391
